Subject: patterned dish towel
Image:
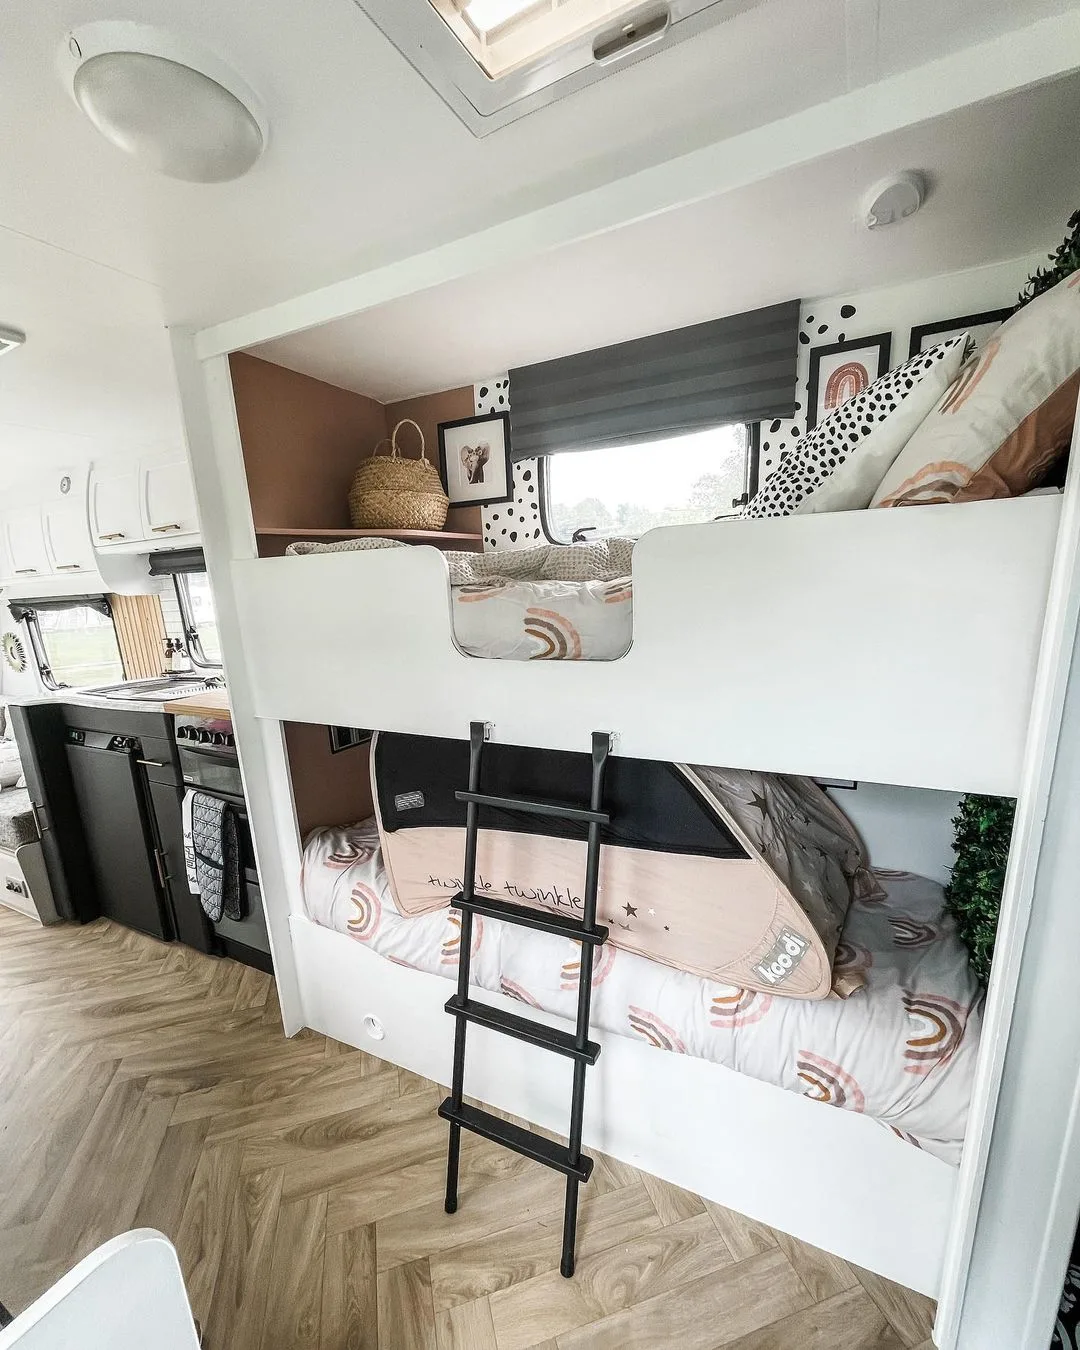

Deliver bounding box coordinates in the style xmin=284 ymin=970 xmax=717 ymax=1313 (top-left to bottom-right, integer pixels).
xmin=182 ymin=789 xmax=243 ymax=923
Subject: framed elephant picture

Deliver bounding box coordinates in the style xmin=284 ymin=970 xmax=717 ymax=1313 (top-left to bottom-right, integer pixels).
xmin=437 ymin=411 xmax=513 ymax=507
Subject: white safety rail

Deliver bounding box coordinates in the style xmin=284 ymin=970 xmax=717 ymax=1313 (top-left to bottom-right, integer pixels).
xmin=232 ymin=494 xmax=1061 ymax=796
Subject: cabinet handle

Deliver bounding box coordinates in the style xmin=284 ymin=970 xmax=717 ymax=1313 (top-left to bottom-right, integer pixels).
xmin=136 ymin=758 xmax=165 ymax=767
xmin=56 ymin=564 xmax=83 ymax=571
xmin=152 ymin=847 xmax=172 ymax=889
xmin=29 ymin=801 xmax=46 ymax=838
xmin=14 ymin=568 xmax=38 ymax=575
xmin=151 ymin=523 xmax=184 ymax=533
xmin=98 ymin=532 xmax=125 ymax=540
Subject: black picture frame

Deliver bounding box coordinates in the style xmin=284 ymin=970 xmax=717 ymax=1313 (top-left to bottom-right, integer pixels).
xmin=328 ymin=726 xmax=371 ymax=754
xmin=907 ymin=308 xmax=1012 ymax=360
xmin=806 ymin=333 xmax=892 ymax=430
xmin=437 ymin=411 xmax=514 ymax=508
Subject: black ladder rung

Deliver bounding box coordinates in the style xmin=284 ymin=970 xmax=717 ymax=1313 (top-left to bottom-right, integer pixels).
xmin=445 ymin=995 xmax=601 ymax=1064
xmin=438 ymin=1099 xmax=594 ymax=1182
xmin=451 ymin=891 xmax=608 ymax=945
xmin=455 ymin=789 xmax=610 ymax=826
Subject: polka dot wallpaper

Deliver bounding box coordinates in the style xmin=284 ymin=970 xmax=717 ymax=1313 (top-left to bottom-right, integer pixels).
xmin=475 ymin=379 xmax=544 ymax=551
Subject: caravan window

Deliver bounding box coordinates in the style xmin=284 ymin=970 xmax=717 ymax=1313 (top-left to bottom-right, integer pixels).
xmin=173 ymin=572 xmax=222 ymax=668
xmin=20 ymin=601 xmax=124 ymax=690
xmin=540 ymin=424 xmax=756 ymax=542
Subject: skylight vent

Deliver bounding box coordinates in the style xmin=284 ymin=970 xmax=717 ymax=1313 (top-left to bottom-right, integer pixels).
xmin=354 ymin=0 xmax=756 ymax=135
xmin=428 ymin=0 xmax=653 ymax=79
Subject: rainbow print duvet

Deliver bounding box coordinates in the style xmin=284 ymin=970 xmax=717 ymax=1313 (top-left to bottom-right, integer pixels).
xmin=301 ymin=818 xmax=981 ymax=1163
xmin=450 ymin=574 xmax=633 ymax=660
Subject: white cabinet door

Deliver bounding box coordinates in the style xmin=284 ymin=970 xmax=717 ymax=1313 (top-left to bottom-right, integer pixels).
xmin=142 ymin=456 xmax=199 ymax=542
xmin=4 ymin=508 xmax=51 ymax=580
xmin=43 ymin=498 xmax=96 ymax=575
xmin=90 ymin=467 xmax=143 ymax=547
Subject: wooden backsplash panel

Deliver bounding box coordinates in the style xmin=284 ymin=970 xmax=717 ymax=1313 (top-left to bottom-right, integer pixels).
xmin=111 ymin=593 xmax=167 ymax=680
xmin=231 ymin=353 xmax=388 ymax=530
xmin=284 ymin=721 xmax=373 ymax=837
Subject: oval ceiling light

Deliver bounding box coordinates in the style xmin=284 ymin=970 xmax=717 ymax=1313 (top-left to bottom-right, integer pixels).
xmin=62 ymin=22 xmax=267 ymax=183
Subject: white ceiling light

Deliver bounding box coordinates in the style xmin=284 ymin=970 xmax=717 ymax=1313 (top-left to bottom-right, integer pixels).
xmin=61 ymin=22 xmax=267 ymax=183
xmin=0 ymin=327 xmax=26 ymax=357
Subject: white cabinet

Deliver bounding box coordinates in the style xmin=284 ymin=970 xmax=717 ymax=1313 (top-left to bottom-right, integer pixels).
xmin=3 ymin=508 xmax=51 ymax=581
xmin=142 ymin=455 xmax=199 ymax=541
xmin=90 ymin=453 xmax=200 ymax=552
xmin=90 ymin=466 xmax=143 ymax=548
xmin=44 ymin=497 xmax=96 ymax=575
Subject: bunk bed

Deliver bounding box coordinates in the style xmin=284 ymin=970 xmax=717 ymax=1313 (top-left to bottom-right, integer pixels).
xmin=173 ymin=243 xmax=1080 ymax=1343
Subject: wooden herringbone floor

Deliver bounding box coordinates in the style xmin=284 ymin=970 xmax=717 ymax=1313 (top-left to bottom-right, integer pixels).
xmin=0 ymin=906 xmax=937 ymax=1349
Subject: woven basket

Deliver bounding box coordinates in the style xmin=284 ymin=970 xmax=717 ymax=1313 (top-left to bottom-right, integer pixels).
xmin=348 ymin=419 xmax=449 ymax=531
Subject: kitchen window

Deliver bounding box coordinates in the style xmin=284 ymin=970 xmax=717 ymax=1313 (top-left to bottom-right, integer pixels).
xmin=14 ymin=598 xmax=124 ymax=691
xmin=173 ymin=571 xmax=222 ymax=669
xmin=540 ymin=423 xmax=757 ymax=542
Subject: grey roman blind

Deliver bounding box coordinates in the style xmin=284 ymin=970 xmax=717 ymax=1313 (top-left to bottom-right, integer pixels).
xmin=508 ymin=299 xmax=800 ymax=460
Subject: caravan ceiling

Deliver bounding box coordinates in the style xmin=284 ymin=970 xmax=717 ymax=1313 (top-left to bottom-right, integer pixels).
xmin=248 ymin=74 xmax=1080 ymax=401
xmin=0 ymin=0 xmax=1076 ymax=480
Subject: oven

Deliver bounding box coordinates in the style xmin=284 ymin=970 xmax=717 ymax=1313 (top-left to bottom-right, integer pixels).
xmin=174 ymin=713 xmax=271 ymax=972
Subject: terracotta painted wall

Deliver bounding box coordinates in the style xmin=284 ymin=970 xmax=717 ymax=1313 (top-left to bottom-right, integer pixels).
xmin=284 ymin=722 xmax=373 ymax=837
xmin=230 ymin=353 xmax=388 ymax=531
xmin=385 ymin=387 xmax=481 ymax=537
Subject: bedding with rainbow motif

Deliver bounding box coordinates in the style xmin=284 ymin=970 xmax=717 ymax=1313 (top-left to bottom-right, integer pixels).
xmin=301 ymin=817 xmax=981 ymax=1164
xmin=285 ymin=534 xmax=634 ymax=660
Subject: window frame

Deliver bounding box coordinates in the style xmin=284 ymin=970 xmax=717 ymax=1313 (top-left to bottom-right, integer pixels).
xmin=172 ymin=572 xmax=223 ymax=671
xmin=537 ymin=422 xmax=761 ymax=544
xmin=16 ymin=598 xmax=124 ymax=692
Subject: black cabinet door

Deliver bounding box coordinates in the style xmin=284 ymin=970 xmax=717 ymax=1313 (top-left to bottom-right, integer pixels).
xmin=146 ymin=777 xmax=214 ymax=954
xmin=64 ymin=741 xmax=171 ymax=941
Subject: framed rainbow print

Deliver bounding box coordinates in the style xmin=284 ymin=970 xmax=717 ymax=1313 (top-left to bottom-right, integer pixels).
xmin=806 ymin=333 xmax=892 ymax=430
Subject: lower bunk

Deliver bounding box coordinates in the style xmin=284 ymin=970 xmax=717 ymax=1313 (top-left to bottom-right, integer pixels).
xmin=296 ymin=817 xmax=977 ymax=1302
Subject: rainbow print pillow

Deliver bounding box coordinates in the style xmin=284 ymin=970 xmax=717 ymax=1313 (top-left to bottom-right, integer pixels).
xmin=873 ymin=268 xmax=1080 ymax=506
xmin=746 ymin=334 xmax=969 ymax=518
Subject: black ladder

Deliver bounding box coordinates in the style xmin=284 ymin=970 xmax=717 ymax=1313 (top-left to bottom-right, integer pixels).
xmin=438 ymin=721 xmax=612 ymax=1278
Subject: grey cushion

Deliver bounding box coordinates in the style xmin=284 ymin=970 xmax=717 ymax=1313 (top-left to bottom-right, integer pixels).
xmin=0 ymin=789 xmax=37 ymax=851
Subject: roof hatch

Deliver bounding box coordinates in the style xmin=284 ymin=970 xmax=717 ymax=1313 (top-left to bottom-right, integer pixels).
xmin=353 ymin=0 xmax=756 ymax=135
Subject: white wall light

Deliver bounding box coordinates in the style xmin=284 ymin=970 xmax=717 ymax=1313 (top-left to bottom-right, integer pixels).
xmin=62 ymin=22 xmax=267 ymax=183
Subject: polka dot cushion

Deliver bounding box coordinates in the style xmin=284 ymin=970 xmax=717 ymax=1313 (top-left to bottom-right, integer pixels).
xmin=745 ymin=333 xmax=969 ymax=517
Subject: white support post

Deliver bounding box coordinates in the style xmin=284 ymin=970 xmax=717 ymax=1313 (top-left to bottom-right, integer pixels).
xmin=936 ymin=409 xmax=1080 ymax=1348
xmin=168 ymin=331 xmax=307 ymax=1036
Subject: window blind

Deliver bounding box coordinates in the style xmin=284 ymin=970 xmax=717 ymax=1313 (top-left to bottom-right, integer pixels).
xmin=147 ymin=547 xmax=206 ymax=576
xmin=8 ymin=595 xmax=112 ymax=623
xmin=508 ymin=299 xmax=800 ymax=460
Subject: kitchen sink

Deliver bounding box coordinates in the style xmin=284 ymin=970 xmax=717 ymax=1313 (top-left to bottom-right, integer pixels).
xmin=89 ymin=677 xmax=224 ymax=704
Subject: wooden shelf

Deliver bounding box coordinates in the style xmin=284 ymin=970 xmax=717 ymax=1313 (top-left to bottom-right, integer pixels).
xmin=256 ymin=526 xmax=482 ymax=543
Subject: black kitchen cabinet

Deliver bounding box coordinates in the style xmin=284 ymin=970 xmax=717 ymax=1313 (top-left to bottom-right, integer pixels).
xmin=64 ymin=729 xmax=172 ymax=941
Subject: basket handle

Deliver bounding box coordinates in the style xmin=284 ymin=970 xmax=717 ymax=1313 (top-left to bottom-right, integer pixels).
xmin=391 ymin=418 xmax=428 ymax=463
xmin=370 ymin=437 xmax=393 ymax=459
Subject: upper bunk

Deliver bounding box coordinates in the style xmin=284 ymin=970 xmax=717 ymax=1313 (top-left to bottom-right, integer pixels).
xmin=200 ymin=225 xmax=1080 ymax=802
xmin=231 ymin=490 xmax=1065 ymax=796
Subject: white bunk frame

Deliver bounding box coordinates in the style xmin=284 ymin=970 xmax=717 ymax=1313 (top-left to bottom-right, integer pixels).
xmin=168 ymin=20 xmax=1080 ymax=1341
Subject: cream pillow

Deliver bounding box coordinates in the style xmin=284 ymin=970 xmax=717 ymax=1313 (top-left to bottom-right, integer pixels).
xmin=872 ymin=268 xmax=1080 ymax=507
xmin=745 ymin=335 xmax=968 ymax=517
